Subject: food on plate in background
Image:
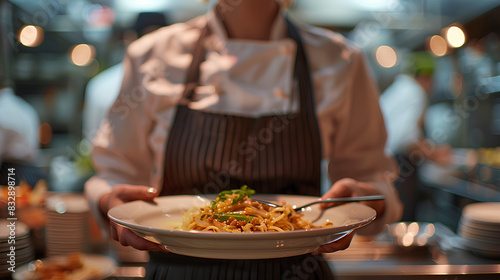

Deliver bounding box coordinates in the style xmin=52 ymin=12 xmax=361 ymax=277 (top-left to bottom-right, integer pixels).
xmin=14 ymin=253 xmax=117 ymax=280
xmin=0 ymin=180 xmax=48 ymax=229
xmin=180 ymin=186 xmax=334 ymax=232
xmin=33 ymin=253 xmax=85 ymax=280
xmin=0 ymin=179 xmax=47 ymax=207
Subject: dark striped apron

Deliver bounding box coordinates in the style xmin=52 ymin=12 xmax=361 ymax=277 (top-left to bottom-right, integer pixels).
xmin=148 ymin=20 xmax=334 ymax=280
xmin=161 ymin=20 xmax=321 ymax=197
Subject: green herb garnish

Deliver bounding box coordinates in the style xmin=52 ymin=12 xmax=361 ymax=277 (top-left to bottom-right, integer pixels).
xmin=213 ymin=213 xmax=256 ymax=222
xmin=211 ymin=185 xmax=256 ymax=209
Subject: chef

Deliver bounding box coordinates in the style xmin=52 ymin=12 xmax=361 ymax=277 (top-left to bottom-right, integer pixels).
xmin=85 ymin=0 xmax=403 ymax=278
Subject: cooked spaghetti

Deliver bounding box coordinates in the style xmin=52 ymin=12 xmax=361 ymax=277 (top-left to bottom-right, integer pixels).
xmin=180 ymin=186 xmax=334 ymax=232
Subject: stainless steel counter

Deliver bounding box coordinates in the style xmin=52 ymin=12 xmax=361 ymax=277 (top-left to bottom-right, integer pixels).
xmin=325 ymin=224 xmax=500 ymax=280
xmin=106 ymin=224 xmax=500 ymax=280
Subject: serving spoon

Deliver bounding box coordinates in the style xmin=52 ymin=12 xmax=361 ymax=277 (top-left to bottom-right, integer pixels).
xmin=253 ymin=195 xmax=385 ymax=213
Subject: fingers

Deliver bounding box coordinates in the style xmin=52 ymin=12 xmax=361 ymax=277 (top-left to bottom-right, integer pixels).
xmin=105 ymin=186 xmax=166 ymax=253
xmin=320 ymin=178 xmax=357 ymax=209
xmin=110 ymin=221 xmax=119 ymax=241
xmin=312 ymin=231 xmax=355 ymax=255
xmin=112 ymin=222 xmax=168 ymax=252
xmin=116 ymin=185 xmax=159 ymax=202
xmin=322 ymin=178 xmax=359 ymax=198
xmin=320 ymin=179 xmax=385 ymax=216
xmin=102 ymin=185 xmax=160 ymax=215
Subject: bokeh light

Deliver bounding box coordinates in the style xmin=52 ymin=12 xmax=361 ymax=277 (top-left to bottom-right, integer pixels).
xmin=375 ymin=45 xmax=397 ymax=68
xmin=402 ymin=233 xmax=414 ymax=247
xmin=19 ymin=25 xmax=44 ymax=47
xmin=408 ymin=222 xmax=420 ymax=236
xmin=70 ymin=44 xmax=96 ymax=66
xmin=429 ymin=35 xmax=447 ymax=56
xmin=425 ymin=224 xmax=435 ymax=236
xmin=37 ymin=123 xmax=53 ymax=145
xmin=445 ymin=26 xmax=466 ymax=48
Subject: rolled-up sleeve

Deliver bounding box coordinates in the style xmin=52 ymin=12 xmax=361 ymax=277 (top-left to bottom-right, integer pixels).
xmin=319 ymin=50 xmax=403 ymax=234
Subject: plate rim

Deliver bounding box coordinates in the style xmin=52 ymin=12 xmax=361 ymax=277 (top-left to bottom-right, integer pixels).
xmin=462 ymin=202 xmax=500 ymax=225
xmin=108 ymin=194 xmax=376 ymax=239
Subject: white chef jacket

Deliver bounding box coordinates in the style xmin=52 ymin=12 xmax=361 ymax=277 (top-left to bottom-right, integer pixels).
xmin=0 ymin=87 xmax=40 ymax=165
xmin=380 ymin=74 xmax=428 ymax=155
xmin=85 ymin=10 xmax=403 ymax=235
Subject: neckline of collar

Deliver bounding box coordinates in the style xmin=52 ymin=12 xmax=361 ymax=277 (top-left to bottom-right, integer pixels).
xmin=205 ymin=8 xmax=288 ymax=43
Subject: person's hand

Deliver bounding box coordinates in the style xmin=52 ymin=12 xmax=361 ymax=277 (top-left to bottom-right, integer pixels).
xmin=313 ymin=231 xmax=355 ymax=255
xmin=320 ymin=178 xmax=385 ymax=216
xmin=314 ymin=178 xmax=385 ymax=254
xmin=99 ymin=185 xmax=168 ymax=252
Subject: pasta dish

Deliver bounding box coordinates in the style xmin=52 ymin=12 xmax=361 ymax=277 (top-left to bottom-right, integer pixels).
xmin=181 ymin=186 xmax=333 ymax=232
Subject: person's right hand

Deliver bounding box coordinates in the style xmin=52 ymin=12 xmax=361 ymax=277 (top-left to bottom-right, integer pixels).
xmin=99 ymin=184 xmax=168 ymax=252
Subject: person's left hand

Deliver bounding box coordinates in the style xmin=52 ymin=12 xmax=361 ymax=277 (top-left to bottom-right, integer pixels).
xmin=312 ymin=231 xmax=355 ymax=255
xmin=314 ymin=178 xmax=385 ymax=254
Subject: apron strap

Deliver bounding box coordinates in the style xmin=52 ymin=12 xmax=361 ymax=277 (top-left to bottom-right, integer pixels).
xmin=181 ymin=25 xmax=211 ymax=104
xmin=180 ymin=18 xmax=316 ymax=117
xmin=286 ymin=19 xmax=317 ymax=118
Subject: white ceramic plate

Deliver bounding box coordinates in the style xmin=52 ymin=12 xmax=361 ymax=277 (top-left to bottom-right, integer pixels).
xmin=13 ymin=254 xmax=116 ymax=280
xmin=45 ymin=193 xmax=90 ymax=214
xmin=108 ymin=194 xmax=376 ymax=259
xmin=0 ymin=220 xmax=30 ymax=240
xmin=462 ymin=202 xmax=500 ymax=225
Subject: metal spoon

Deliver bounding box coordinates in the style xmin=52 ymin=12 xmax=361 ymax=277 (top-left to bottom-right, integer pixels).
xmin=253 ymin=195 xmax=385 ymax=213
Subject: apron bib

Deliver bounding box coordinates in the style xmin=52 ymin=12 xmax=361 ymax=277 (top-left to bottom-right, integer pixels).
xmin=161 ymin=20 xmax=322 ymax=197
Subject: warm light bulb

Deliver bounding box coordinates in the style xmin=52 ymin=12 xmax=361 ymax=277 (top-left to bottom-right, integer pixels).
xmin=445 ymin=26 xmax=466 ymax=48
xmin=19 ymin=25 xmax=44 ymax=47
xmin=375 ymin=45 xmax=397 ymax=68
xmin=70 ymin=44 xmax=96 ymax=66
xmin=429 ymin=35 xmax=447 ymax=56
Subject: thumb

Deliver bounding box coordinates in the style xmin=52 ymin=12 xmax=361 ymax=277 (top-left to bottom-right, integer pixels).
xmin=117 ymin=185 xmax=159 ymax=202
xmin=321 ymin=179 xmax=357 ymax=200
xmin=320 ymin=179 xmax=357 ymax=209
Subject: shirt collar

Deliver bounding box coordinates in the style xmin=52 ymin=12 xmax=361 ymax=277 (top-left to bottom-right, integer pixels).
xmin=206 ymin=8 xmax=288 ymax=43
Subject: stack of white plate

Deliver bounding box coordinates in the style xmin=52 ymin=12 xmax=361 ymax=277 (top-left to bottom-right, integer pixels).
xmin=45 ymin=193 xmax=90 ymax=257
xmin=458 ymin=202 xmax=500 ymax=258
xmin=0 ymin=220 xmax=34 ymax=278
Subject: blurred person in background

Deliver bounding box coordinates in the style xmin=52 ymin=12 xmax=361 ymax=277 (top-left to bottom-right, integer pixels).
xmin=86 ymin=0 xmax=403 ymax=279
xmin=380 ymin=51 xmax=453 ymax=220
xmin=0 ymin=80 xmax=44 ymax=187
xmin=83 ymin=12 xmax=167 ymax=140
xmin=0 ymin=3 xmax=45 ymax=187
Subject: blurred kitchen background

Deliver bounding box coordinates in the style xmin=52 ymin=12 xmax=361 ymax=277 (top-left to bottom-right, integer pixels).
xmin=1 ymin=0 xmax=500 ymax=268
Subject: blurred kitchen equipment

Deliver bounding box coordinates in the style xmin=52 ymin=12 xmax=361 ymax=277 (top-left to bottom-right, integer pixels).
xmin=458 ymin=202 xmax=500 ymax=258
xmin=44 ymin=193 xmax=90 ymax=257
